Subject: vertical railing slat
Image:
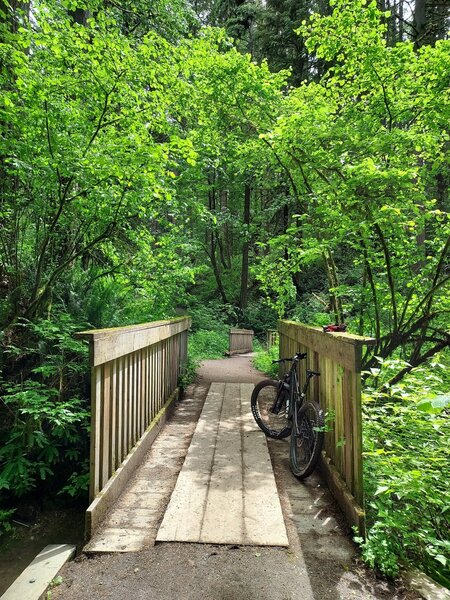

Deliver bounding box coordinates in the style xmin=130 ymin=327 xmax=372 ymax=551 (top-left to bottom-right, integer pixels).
xmin=116 ymin=356 xmax=123 ymax=469
xmin=90 ymin=366 xmax=102 ymax=502
xmin=101 ymin=362 xmax=111 ymax=489
xmin=110 ymin=360 xmax=117 ymax=475
xmin=123 ymin=354 xmax=129 ymax=460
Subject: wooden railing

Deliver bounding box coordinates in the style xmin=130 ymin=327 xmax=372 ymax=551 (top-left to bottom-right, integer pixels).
xmin=228 ymin=328 xmax=254 ymax=355
xmin=76 ymin=316 xmax=190 ymax=537
xmin=278 ymin=320 xmax=376 ymax=533
xmin=266 ymin=329 xmax=279 ymax=349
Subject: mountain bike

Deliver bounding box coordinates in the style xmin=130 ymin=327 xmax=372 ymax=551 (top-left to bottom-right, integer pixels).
xmin=250 ymin=352 xmax=324 ymax=479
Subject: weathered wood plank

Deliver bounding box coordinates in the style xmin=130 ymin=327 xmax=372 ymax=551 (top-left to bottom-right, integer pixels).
xmin=110 ymin=360 xmax=117 ymax=475
xmin=123 ymin=355 xmax=129 ymax=462
xmin=144 ymin=346 xmax=149 ymax=427
xmin=90 ymin=366 xmax=102 ymax=502
xmin=351 ymin=370 xmax=363 ymax=505
xmin=405 ymin=569 xmax=450 ymax=600
xmin=76 ymin=317 xmax=191 ymax=367
xmin=116 ymin=356 xmax=123 ymax=468
xmin=335 ymin=363 xmax=344 ymax=476
xmin=201 ymin=383 xmax=244 ymax=544
xmin=156 ymin=383 xmax=224 ymax=543
xmin=241 ymin=384 xmax=289 ymax=547
xmin=319 ymin=453 xmax=365 ymax=536
xmin=150 ymin=345 xmax=155 ymax=425
xmin=323 ymin=357 xmax=333 ymax=459
xmin=240 ymin=383 xmax=259 ymax=433
xmin=0 ymin=545 xmax=75 ymax=600
xmin=343 ymin=368 xmax=353 ymax=494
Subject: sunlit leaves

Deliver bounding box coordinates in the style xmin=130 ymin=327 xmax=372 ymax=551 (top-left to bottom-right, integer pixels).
xmin=254 ymin=0 xmax=450 ymax=349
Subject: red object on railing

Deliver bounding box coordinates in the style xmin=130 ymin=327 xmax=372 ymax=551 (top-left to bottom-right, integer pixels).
xmin=322 ymin=324 xmax=347 ymax=333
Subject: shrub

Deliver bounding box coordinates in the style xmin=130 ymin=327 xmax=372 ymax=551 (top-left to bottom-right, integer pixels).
xmin=188 ymin=301 xmax=237 ymax=333
xmin=0 ymin=314 xmax=90 ymax=507
xmin=239 ymin=300 xmax=278 ymax=337
xmin=189 ymin=329 xmax=229 ymax=361
xmin=253 ymin=342 xmax=279 ymax=378
xmin=359 ymin=357 xmax=450 ymax=587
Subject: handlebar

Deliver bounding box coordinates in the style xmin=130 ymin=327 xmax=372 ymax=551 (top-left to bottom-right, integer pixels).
xmin=272 ymin=352 xmax=307 ymax=364
xmin=271 ymin=354 xmax=321 ymax=377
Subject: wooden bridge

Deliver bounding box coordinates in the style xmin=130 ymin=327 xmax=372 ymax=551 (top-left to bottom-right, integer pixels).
xmin=75 ymin=318 xmax=375 ymax=550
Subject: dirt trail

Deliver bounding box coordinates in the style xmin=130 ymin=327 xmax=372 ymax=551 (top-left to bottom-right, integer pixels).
xmin=197 ymin=352 xmax=266 ymax=384
xmin=52 ymin=354 xmax=418 ymax=600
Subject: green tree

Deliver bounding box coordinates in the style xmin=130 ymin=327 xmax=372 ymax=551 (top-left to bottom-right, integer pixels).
xmin=256 ymin=0 xmax=450 ymax=375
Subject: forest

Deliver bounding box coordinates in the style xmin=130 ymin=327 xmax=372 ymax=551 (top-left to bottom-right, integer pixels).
xmin=0 ymin=0 xmax=449 ymax=588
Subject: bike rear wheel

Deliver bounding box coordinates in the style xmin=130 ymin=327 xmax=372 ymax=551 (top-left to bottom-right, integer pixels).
xmin=251 ymin=380 xmax=291 ymax=439
xmin=289 ymin=400 xmax=324 ymax=478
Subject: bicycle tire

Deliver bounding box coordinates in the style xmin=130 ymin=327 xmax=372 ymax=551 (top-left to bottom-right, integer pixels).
xmin=251 ymin=379 xmax=292 ymax=439
xmin=289 ymin=400 xmax=324 ymax=479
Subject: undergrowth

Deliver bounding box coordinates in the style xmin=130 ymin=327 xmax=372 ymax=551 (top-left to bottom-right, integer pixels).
xmin=252 ymin=340 xmax=279 ymax=378
xmin=179 ymin=328 xmax=229 ymax=388
xmin=359 ymin=354 xmax=450 ymax=588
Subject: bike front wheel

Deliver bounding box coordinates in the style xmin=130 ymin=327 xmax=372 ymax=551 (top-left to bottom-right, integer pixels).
xmin=289 ymin=401 xmax=324 ymax=479
xmin=251 ymin=380 xmax=292 ymax=439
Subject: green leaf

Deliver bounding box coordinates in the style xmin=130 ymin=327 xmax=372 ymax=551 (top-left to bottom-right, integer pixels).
xmin=374 ymin=485 xmax=391 ymax=495
xmin=417 ymin=394 xmax=450 ymax=414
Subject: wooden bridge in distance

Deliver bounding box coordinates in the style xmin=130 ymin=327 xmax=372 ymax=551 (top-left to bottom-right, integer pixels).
xmin=76 ymin=317 xmax=375 ymax=547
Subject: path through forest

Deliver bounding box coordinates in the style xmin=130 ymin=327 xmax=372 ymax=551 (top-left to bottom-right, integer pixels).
xmin=52 ymin=354 xmax=418 ymax=600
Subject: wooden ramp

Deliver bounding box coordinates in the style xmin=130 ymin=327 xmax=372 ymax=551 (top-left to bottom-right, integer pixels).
xmin=156 ymin=382 xmax=289 ymax=547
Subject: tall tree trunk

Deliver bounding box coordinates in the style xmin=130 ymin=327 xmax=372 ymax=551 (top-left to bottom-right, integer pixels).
xmin=0 ymin=1 xmax=30 ymax=34
xmin=206 ymin=172 xmax=228 ymax=303
xmin=0 ymin=0 xmax=30 ymax=328
xmin=398 ymin=0 xmax=404 ymax=42
xmin=209 ymin=233 xmax=229 ymax=304
xmin=413 ymin=0 xmax=427 ymax=47
xmin=240 ymin=183 xmax=251 ymax=309
xmin=220 ymin=189 xmax=232 ymax=269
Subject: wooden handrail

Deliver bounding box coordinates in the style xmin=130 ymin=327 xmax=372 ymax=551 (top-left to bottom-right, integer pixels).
xmin=278 ymin=320 xmax=376 ymax=533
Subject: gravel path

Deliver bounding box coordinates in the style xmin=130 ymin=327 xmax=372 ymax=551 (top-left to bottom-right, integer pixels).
xmin=52 ymin=354 xmax=418 ymax=600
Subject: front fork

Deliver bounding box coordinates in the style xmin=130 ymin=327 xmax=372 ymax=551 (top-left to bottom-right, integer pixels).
xmin=271 ymin=381 xmax=290 ymax=415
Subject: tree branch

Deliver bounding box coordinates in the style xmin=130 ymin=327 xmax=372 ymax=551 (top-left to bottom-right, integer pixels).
xmin=386 ymin=335 xmax=450 ymax=387
xmin=372 ymin=65 xmax=394 ymax=131
xmin=374 ymin=222 xmax=398 ymax=331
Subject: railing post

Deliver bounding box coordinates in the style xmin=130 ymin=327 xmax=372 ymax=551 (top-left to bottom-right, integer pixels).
xmin=266 ymin=329 xmax=279 ymax=350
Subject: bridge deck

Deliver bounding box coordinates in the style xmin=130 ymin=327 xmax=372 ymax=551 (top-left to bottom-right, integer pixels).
xmin=86 ymin=382 xmax=288 ymax=552
xmin=156 ymin=382 xmax=288 ymax=546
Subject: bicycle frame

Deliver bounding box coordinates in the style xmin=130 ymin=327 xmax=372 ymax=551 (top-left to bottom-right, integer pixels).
xmin=276 ymin=354 xmax=318 ymax=421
